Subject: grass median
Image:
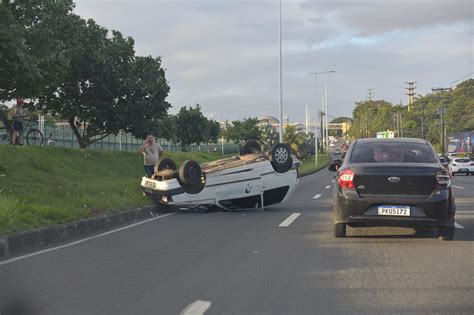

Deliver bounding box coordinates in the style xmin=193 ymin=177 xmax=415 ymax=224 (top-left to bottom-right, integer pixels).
xmin=0 ymin=145 xmax=233 ymax=235
xmin=298 ymin=153 xmax=330 ymax=177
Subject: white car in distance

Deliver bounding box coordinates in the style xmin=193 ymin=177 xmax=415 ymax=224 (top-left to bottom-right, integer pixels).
xmin=449 ymin=157 xmax=474 ymax=176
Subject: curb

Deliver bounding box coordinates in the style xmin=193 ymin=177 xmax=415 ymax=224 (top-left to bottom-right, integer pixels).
xmin=0 ymin=205 xmax=157 ymax=259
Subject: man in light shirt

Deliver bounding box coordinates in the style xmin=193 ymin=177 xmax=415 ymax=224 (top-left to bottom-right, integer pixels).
xmin=139 ymin=134 xmax=164 ymax=177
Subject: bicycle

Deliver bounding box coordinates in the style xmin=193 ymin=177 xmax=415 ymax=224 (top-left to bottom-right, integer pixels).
xmin=0 ymin=119 xmax=44 ymax=146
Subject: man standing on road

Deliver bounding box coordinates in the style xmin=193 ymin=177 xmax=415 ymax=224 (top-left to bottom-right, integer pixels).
xmin=139 ymin=134 xmax=164 ymax=177
xmin=10 ymin=98 xmax=25 ymax=145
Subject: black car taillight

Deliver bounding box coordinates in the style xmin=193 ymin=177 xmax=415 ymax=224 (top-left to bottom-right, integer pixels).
xmin=470 ymin=163 xmax=474 ymax=166
xmin=435 ymin=169 xmax=451 ymax=189
xmin=338 ymin=169 xmax=355 ymax=189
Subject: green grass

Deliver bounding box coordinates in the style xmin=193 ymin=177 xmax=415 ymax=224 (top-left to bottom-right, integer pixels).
xmin=0 ymin=146 xmax=231 ymax=235
xmin=299 ymin=153 xmax=330 ymax=176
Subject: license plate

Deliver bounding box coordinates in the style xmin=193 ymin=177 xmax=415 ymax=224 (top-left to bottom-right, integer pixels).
xmin=459 ymin=168 xmax=469 ymax=172
xmin=377 ymin=205 xmax=410 ymax=216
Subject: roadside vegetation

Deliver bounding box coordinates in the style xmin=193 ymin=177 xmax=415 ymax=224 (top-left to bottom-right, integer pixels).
xmin=0 ymin=146 xmax=231 ymax=235
xmin=299 ymin=153 xmax=330 ymax=176
xmin=0 ymin=145 xmax=329 ymax=235
xmin=349 ymin=79 xmax=473 ymax=145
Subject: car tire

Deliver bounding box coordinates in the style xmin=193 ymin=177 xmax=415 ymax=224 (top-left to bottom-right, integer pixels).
xmin=239 ymin=140 xmax=261 ymax=155
xmin=334 ymin=223 xmax=346 ymax=238
xmin=179 ymin=160 xmax=202 ymax=186
xmin=270 ymin=143 xmax=293 ymax=173
xmin=181 ymin=173 xmax=206 ymax=195
xmin=438 ymin=226 xmax=454 ymax=241
xmin=154 ymin=157 xmax=177 ymax=173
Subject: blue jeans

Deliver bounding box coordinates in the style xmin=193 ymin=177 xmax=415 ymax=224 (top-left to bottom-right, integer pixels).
xmin=144 ymin=165 xmax=154 ymax=177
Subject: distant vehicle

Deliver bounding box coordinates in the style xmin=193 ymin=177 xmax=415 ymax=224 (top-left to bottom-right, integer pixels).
xmin=140 ymin=140 xmax=300 ymax=211
xmin=329 ymin=138 xmax=455 ymax=240
xmin=333 ymin=148 xmax=342 ymax=155
xmin=330 ymin=141 xmax=336 ymax=147
xmin=449 ymin=157 xmax=474 ymax=176
xmin=438 ymin=156 xmax=449 ymax=169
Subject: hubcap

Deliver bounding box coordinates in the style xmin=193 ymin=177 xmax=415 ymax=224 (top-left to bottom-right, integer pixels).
xmin=275 ymin=147 xmax=289 ymax=163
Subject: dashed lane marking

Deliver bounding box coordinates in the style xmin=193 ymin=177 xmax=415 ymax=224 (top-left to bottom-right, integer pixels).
xmin=0 ymin=213 xmax=176 ymax=267
xmin=180 ymin=300 xmax=212 ymax=315
xmin=452 ymin=185 xmax=465 ymax=190
xmin=313 ymin=194 xmax=322 ymax=199
xmin=325 ymin=185 xmax=331 ymax=189
xmin=455 ymin=222 xmax=465 ymax=229
xmin=279 ymin=213 xmax=301 ymax=227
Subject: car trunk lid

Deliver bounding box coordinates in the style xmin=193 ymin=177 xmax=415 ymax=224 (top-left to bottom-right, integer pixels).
xmin=350 ymin=163 xmax=440 ymax=197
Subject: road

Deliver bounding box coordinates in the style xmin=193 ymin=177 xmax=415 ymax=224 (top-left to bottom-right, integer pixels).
xmin=1 ymin=170 xmax=473 ymax=314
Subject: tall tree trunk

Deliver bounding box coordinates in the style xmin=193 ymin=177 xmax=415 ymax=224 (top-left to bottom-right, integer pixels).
xmin=68 ymin=117 xmax=87 ymax=149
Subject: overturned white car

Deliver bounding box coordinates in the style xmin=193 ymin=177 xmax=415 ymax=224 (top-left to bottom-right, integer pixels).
xmin=140 ymin=141 xmax=300 ymax=211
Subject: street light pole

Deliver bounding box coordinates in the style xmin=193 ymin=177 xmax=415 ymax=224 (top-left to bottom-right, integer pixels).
xmin=311 ymin=69 xmax=335 ymax=164
xmin=278 ymin=0 xmax=283 ymax=143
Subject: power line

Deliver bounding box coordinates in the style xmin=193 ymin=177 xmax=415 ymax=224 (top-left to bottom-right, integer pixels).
xmin=434 ymin=72 xmax=474 ymax=88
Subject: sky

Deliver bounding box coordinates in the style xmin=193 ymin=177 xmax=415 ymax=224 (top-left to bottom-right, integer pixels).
xmin=74 ymin=0 xmax=473 ymax=124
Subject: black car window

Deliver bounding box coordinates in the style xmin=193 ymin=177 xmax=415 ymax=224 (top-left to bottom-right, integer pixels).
xmin=350 ymin=142 xmax=438 ymax=163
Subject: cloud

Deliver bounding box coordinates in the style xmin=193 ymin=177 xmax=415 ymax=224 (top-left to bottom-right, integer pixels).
xmin=73 ymin=0 xmax=472 ymax=123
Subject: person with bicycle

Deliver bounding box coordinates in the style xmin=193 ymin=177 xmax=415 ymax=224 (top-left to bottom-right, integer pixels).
xmin=10 ymin=98 xmax=25 ymax=145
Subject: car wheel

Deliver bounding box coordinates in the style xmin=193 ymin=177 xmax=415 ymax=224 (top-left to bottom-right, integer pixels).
xmin=154 ymin=157 xmax=177 ymax=173
xmin=179 ymin=160 xmax=202 ymax=186
xmin=239 ymin=140 xmax=261 ymax=155
xmin=334 ymin=223 xmax=346 ymax=238
xmin=270 ymin=143 xmax=293 ymax=173
xmin=438 ymin=226 xmax=454 ymax=241
xmin=181 ymin=173 xmax=206 ymax=195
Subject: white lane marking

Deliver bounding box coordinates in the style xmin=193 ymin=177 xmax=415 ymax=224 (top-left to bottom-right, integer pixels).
xmin=180 ymin=300 xmax=212 ymax=315
xmin=278 ymin=213 xmax=301 ymax=227
xmin=455 ymin=222 xmax=465 ymax=229
xmin=313 ymin=194 xmax=322 ymax=199
xmin=332 ymin=180 xmax=335 ymax=183
xmin=455 ymin=211 xmax=474 ymax=214
xmin=0 ymin=212 xmax=176 ymax=267
xmin=325 ymin=185 xmax=331 ymax=189
xmin=452 ymin=185 xmax=465 ymax=190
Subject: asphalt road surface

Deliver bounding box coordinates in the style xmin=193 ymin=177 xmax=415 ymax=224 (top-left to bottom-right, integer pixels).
xmin=1 ymin=170 xmax=473 ymax=315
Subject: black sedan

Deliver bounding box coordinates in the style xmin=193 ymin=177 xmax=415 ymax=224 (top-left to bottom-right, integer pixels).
xmin=330 ymin=138 xmax=455 ymax=240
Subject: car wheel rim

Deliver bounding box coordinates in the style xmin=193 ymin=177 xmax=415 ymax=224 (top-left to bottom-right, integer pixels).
xmin=275 ymin=147 xmax=288 ymax=163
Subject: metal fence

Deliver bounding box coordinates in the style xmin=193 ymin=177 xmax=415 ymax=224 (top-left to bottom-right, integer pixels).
xmin=38 ymin=123 xmax=240 ymax=154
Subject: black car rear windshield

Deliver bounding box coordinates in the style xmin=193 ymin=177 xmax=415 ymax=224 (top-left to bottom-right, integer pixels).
xmin=350 ymin=141 xmax=438 ymax=163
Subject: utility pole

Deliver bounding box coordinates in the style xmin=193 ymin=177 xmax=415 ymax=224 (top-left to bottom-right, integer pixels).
xmin=405 ymin=81 xmax=417 ymax=112
xmin=417 ymin=99 xmax=425 ymax=139
xmin=305 ymin=104 xmax=309 ymax=134
xmin=324 ymin=85 xmax=328 ymax=149
xmin=367 ymin=88 xmax=374 ymax=101
xmin=400 ymin=113 xmax=403 ymax=138
xmin=278 ymin=0 xmax=283 ymax=143
xmin=432 ymin=87 xmax=452 ymax=155
xmin=319 ymin=111 xmax=325 ymax=152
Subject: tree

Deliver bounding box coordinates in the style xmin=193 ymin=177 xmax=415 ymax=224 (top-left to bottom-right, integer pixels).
xmin=35 ymin=18 xmax=170 ymax=148
xmin=284 ymin=125 xmax=309 ymax=158
xmin=259 ymin=122 xmax=279 ymax=151
xmin=171 ymin=104 xmax=209 ymax=150
xmin=0 ymin=0 xmax=75 ymax=101
xmin=225 ymin=117 xmax=260 ymax=143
